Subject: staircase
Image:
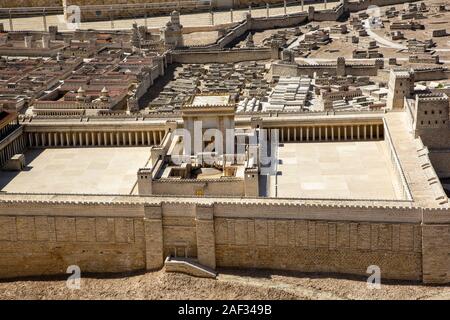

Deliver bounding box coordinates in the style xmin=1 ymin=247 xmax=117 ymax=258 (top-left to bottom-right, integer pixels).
xmin=164 ymin=256 xmax=217 ymax=279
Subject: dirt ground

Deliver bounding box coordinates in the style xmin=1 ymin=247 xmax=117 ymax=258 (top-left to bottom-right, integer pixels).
xmin=0 ymin=269 xmax=448 ymax=300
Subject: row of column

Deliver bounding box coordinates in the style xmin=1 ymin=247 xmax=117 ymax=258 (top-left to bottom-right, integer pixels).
xmin=26 ymin=130 xmax=166 ymax=148
xmin=269 ymin=124 xmax=384 ymax=143
xmin=0 ymin=123 xmax=19 ymax=141
xmin=0 ymin=135 xmax=26 ymax=167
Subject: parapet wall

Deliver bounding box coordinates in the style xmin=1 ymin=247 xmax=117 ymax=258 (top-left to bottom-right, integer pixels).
xmin=152 ymin=178 xmax=245 ymax=196
xmin=0 ymin=196 xmax=448 ymax=283
xmin=0 ymin=0 xmax=60 ymax=8
xmin=346 ymin=0 xmax=416 ymax=12
xmin=172 ymin=48 xmax=273 ymax=64
xmin=271 ymin=60 xmax=381 ymax=78
xmin=413 ymin=68 xmax=450 ymax=82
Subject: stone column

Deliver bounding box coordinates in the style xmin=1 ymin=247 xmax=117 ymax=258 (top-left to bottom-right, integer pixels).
xmin=109 ymin=6 xmax=114 ymax=29
xmin=195 ymin=204 xmax=216 ymax=269
xmin=144 ymin=4 xmax=148 ymax=28
xmin=8 ymin=10 xmax=13 ymax=31
xmin=266 ymin=3 xmax=269 ymax=18
xmin=308 ymin=6 xmax=315 ymax=21
xmin=42 ymin=9 xmax=47 ymax=32
xmin=144 ymin=205 xmax=164 ymax=270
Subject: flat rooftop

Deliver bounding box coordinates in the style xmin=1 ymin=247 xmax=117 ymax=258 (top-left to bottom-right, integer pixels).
xmin=272 ymin=141 xmax=403 ymax=200
xmin=191 ymin=95 xmax=230 ymax=106
xmin=0 ymin=147 xmax=152 ymax=195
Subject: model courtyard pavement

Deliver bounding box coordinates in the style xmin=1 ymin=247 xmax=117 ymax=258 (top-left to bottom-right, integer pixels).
xmin=0 ymin=0 xmax=449 ymax=297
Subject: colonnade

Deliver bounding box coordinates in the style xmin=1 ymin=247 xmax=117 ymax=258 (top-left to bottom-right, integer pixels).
xmin=0 ymin=122 xmax=19 ymax=141
xmin=0 ymin=133 xmax=26 ymax=168
xmin=25 ymin=130 xmax=166 ymax=148
xmin=268 ymin=123 xmax=384 ymax=143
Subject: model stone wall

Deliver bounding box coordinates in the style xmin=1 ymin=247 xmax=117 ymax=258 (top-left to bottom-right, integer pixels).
xmin=0 ymin=0 xmax=60 ymax=8
xmin=214 ymin=218 xmax=422 ymax=280
xmin=346 ymin=0 xmax=415 ymax=12
xmin=0 ymin=203 xmax=146 ymax=278
xmin=413 ymin=68 xmax=450 ymax=82
xmin=271 ymin=61 xmax=381 ymax=78
xmin=172 ymin=48 xmax=273 ymax=64
xmin=152 ymin=179 xmax=245 ymax=197
xmin=1 ymin=198 xmax=448 ymax=283
xmin=428 ymin=151 xmax=450 ymax=178
xmin=422 ymin=209 xmax=450 ymax=284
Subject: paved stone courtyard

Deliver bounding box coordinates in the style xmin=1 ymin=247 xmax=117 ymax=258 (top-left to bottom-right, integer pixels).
xmin=0 ymin=147 xmax=152 ymax=195
xmin=273 ymin=141 xmax=401 ymax=200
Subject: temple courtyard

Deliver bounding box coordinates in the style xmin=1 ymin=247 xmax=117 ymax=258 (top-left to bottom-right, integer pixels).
xmin=272 ymin=141 xmax=402 ymax=200
xmin=0 ymin=147 xmax=152 ymax=195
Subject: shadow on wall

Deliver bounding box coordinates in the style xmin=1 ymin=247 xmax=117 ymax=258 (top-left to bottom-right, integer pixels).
xmin=138 ymin=63 xmax=180 ymax=109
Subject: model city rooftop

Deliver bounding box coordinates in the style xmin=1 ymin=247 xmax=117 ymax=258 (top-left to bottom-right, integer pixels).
xmin=0 ymin=0 xmax=449 ymax=284
xmin=0 ymin=1 xmax=448 ymax=202
xmin=0 ymin=2 xmax=448 ymax=203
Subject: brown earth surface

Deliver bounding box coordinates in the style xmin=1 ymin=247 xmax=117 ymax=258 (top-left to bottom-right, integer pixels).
xmin=0 ymin=269 xmax=448 ymax=300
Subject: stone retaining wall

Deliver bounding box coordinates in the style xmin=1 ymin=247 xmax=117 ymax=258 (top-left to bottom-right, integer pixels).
xmin=0 ymin=198 xmax=448 ymax=283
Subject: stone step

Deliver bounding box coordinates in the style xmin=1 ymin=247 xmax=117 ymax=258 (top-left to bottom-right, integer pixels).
xmin=164 ymin=256 xmax=217 ymax=279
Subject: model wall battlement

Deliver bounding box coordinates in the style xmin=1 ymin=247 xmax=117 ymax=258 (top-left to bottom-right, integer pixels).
xmin=416 ymin=93 xmax=449 ymax=102
xmin=0 ymin=194 xmax=448 ymax=283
